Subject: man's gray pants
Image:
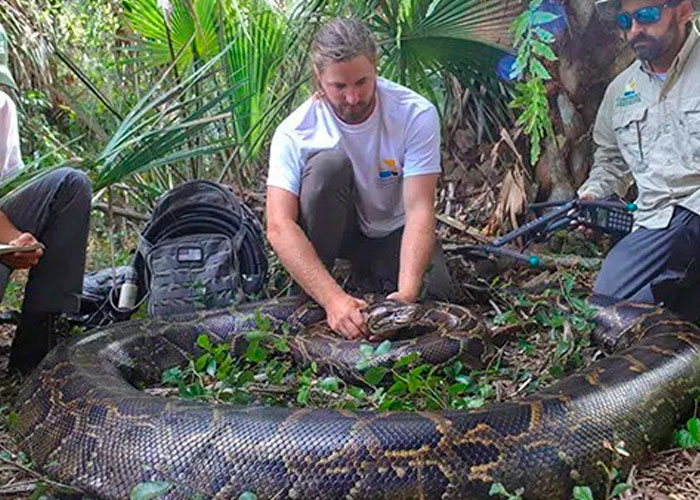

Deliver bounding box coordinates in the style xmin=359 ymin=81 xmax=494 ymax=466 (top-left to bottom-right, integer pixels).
xmin=595 ymin=206 xmax=700 ymax=321
xmin=297 ymin=150 xmax=455 ymax=301
xmin=0 ymin=167 xmax=91 ymax=313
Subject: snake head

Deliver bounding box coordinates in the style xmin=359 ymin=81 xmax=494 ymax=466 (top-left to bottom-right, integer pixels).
xmin=364 ymin=300 xmax=423 ymax=338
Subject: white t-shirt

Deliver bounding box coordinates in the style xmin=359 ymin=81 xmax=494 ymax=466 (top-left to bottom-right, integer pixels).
xmin=0 ymin=90 xmax=23 ymax=177
xmin=267 ymin=77 xmax=441 ymax=238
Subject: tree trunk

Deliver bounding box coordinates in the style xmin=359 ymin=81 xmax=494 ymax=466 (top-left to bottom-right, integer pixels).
xmin=536 ymin=0 xmax=634 ymax=201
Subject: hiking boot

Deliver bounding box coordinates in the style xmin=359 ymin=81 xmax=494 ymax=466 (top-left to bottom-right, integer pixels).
xmin=8 ymin=312 xmax=56 ymax=376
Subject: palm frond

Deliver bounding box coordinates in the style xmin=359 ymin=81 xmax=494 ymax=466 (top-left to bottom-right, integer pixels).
xmin=371 ymin=0 xmax=523 ymax=131
xmin=92 ymin=40 xmax=241 ymax=191
xmin=123 ymin=0 xmax=220 ymax=69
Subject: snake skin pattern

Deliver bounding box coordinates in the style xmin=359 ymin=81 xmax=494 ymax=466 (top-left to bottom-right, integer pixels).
xmin=11 ymin=296 xmax=700 ymax=499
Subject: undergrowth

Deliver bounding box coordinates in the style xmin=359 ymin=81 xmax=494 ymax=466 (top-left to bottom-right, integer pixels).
xmin=156 ymin=271 xmax=597 ymax=414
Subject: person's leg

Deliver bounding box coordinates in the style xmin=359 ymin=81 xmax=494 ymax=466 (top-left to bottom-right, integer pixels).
xmin=594 ymin=206 xmax=700 ymax=319
xmin=2 ymin=167 xmax=91 ymax=373
xmin=294 ymin=150 xmax=356 ymax=294
xmin=646 ymin=207 xmax=700 ymax=321
xmin=594 ymin=226 xmax=666 ymax=303
xmin=349 ymin=227 xmax=456 ymax=301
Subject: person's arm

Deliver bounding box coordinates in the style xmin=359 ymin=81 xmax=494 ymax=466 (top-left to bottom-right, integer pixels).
xmin=578 ymin=86 xmax=633 ymax=200
xmin=388 ymin=173 xmax=438 ymax=303
xmin=266 ymin=186 xmax=368 ymax=339
xmin=387 ymin=102 xmax=442 ymax=303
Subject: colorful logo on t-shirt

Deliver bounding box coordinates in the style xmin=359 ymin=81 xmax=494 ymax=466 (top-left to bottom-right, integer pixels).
xmin=378 ymin=159 xmax=399 ymax=179
xmin=615 ymin=81 xmax=641 ymax=107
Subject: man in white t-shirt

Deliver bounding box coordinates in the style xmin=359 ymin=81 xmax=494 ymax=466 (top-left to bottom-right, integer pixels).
xmin=266 ymin=18 xmax=453 ymax=340
xmin=0 ymin=23 xmax=91 ymax=374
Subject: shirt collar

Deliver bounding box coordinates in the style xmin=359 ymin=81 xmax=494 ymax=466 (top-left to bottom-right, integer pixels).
xmin=638 ymin=16 xmax=699 ymax=91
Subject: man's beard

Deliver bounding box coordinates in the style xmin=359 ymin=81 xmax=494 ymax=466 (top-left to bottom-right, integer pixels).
xmin=329 ymin=90 xmax=376 ymax=124
xmin=628 ymin=19 xmax=677 ymax=63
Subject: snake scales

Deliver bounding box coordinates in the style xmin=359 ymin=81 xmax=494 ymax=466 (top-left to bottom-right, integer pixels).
xmin=11 ymin=295 xmax=700 ymax=499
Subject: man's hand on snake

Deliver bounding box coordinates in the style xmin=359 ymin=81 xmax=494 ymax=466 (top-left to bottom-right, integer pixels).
xmin=325 ymin=293 xmax=368 ymax=340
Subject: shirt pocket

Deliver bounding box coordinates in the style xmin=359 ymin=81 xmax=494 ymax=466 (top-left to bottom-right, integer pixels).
xmin=681 ymin=97 xmax=700 ymax=165
xmin=612 ymin=105 xmax=650 ymax=171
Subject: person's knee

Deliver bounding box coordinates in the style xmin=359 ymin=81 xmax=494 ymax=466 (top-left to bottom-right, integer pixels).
xmin=50 ymin=167 xmax=92 ymax=205
xmin=304 ymin=150 xmax=352 ymax=193
xmin=594 ymin=261 xmax=627 ymax=298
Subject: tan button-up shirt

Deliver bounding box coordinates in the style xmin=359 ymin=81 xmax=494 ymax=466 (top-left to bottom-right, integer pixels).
xmin=578 ymin=17 xmax=700 ymax=229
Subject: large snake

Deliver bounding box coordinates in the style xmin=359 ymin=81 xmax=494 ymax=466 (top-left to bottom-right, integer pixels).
xmin=11 ymin=296 xmax=700 ymax=499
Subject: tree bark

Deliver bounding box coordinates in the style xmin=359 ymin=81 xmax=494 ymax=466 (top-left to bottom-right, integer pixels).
xmin=537 ymin=0 xmax=634 ymax=201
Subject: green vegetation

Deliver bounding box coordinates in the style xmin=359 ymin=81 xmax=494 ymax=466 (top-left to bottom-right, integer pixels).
xmin=158 ymin=272 xmax=597 ymax=413
xmin=508 ymin=0 xmax=560 ymax=165
xmin=0 ymin=0 xmax=527 ymax=209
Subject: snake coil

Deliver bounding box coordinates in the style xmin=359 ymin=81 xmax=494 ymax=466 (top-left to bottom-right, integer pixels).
xmin=12 ymin=297 xmax=700 ymax=499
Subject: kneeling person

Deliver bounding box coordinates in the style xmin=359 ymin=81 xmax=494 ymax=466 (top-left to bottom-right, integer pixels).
xmin=580 ymin=0 xmax=699 ymax=319
xmin=266 ymin=18 xmax=453 ymax=340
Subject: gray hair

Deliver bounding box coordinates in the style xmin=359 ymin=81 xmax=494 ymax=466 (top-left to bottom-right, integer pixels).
xmin=311 ymin=18 xmax=377 ymax=74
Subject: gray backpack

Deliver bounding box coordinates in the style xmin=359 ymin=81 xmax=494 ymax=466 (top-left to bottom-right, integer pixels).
xmin=135 ymin=181 xmax=267 ymax=317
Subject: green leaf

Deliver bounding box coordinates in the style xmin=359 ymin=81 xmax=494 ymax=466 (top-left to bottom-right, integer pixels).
xmin=688 ymin=417 xmax=700 ymax=440
xmin=529 ymin=58 xmax=552 ymax=80
xmin=196 ymin=334 xmax=211 ymax=351
xmin=488 ymin=482 xmax=507 ymax=496
xmin=493 ymin=310 xmax=518 ymax=326
xmin=130 ymin=481 xmax=173 ymax=500
xmin=510 ymin=50 xmax=529 ymax=80
xmin=530 ymin=11 xmax=561 ymax=26
xmin=359 ymin=344 xmax=374 ymax=357
xmin=555 ymin=339 xmax=571 ymax=357
xmin=388 ymin=380 xmax=408 ymax=395
xmin=355 ymin=359 xmax=371 ymax=371
xmin=448 ymin=382 xmax=468 ymax=395
xmin=549 ymin=365 xmax=564 ymax=379
xmin=347 ymin=386 xmax=367 ymax=400
xmin=511 ymin=11 xmax=530 ymax=40
xmin=273 ymin=337 xmax=289 ymax=353
xmin=161 ymin=366 xmax=182 ymax=385
xmin=572 ymin=486 xmax=594 ymax=500
xmin=206 ymin=358 xmax=217 ymax=378
xmin=408 ymin=374 xmax=423 ymax=394
xmin=534 ymin=27 xmax=556 ymax=43
xmin=374 ymin=340 xmax=391 ymax=357
xmin=296 ymin=386 xmax=310 ymax=405
xmin=320 ymin=377 xmax=340 ymax=392
xmin=611 ymin=483 xmax=632 ymax=497
xmin=186 ymin=383 xmax=206 ymax=398
xmin=364 ymin=367 xmax=389 ymax=386
xmin=675 ymin=429 xmax=700 ymax=449
xmin=254 ymin=309 xmax=272 ymax=332
xmin=245 ymin=343 xmax=268 ymax=363
xmin=466 ymin=397 xmax=485 ymax=409
xmin=394 ymin=352 xmax=420 ymax=369
xmin=532 ymin=41 xmax=557 ymax=61
xmin=246 ymin=329 xmax=268 ymax=341
xmin=195 ymin=353 xmax=209 ymax=373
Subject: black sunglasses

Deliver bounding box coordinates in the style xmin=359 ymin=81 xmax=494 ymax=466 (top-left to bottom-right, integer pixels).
xmin=616 ymin=0 xmax=680 ymax=31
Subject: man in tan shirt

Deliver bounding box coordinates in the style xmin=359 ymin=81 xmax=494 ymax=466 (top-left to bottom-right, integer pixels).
xmin=579 ymin=0 xmax=700 ymax=319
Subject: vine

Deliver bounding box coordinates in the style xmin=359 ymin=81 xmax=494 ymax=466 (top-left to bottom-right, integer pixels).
xmin=508 ymin=0 xmax=561 ymax=165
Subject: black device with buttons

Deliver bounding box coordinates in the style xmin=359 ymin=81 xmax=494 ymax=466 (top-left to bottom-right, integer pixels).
xmin=445 ymin=198 xmax=637 ymax=267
